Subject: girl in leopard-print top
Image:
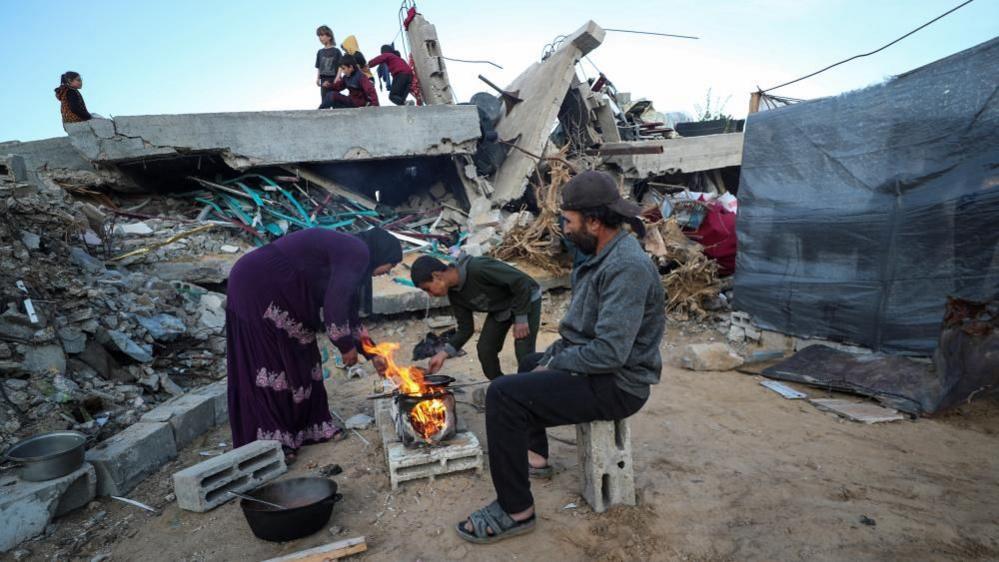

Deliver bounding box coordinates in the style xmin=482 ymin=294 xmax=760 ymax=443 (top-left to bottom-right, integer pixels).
xmin=54 ymin=71 xmax=92 ymax=124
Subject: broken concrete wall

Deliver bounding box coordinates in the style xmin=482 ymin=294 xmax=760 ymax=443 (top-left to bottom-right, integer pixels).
xmin=405 ymin=13 xmax=456 ymax=105
xmin=602 ymin=133 xmax=745 ymax=179
xmin=65 ymin=106 xmax=482 ymax=169
xmin=490 ymin=21 xmax=605 ymax=203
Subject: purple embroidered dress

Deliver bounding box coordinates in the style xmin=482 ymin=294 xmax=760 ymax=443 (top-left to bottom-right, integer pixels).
xmin=225 ymin=229 xmax=373 ymax=450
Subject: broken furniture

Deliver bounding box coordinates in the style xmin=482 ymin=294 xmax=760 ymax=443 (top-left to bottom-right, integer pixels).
xmin=576 ymin=418 xmax=636 ymax=513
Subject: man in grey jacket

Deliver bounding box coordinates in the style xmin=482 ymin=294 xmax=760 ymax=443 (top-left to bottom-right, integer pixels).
xmin=456 ymin=170 xmax=665 ymax=544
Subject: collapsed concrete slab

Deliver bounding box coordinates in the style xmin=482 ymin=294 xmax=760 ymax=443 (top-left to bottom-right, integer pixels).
xmin=602 ymin=133 xmax=745 ymax=178
xmin=490 ymin=21 xmax=605 ymax=203
xmin=65 ymin=105 xmax=482 ymax=169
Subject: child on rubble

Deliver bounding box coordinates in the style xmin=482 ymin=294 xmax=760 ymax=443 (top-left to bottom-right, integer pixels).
xmin=54 ymin=71 xmax=92 ymax=125
xmin=367 ymin=45 xmax=413 ymax=105
xmin=315 ymin=26 xmax=343 ymax=109
xmin=321 ymin=55 xmax=379 ymax=109
xmin=410 ymin=255 xmax=542 ymax=381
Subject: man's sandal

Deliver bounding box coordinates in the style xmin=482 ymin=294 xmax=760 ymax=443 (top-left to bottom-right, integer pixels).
xmin=529 ymin=465 xmax=554 ymax=479
xmin=455 ymin=500 xmax=536 ymax=544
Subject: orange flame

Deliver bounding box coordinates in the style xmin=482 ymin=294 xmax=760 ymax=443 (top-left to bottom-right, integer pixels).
xmin=361 ymin=339 xmax=449 ymax=441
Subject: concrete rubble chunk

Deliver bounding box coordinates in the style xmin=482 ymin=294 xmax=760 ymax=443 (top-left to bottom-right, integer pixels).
xmin=173 ymin=440 xmax=286 ymax=512
xmin=22 ymin=344 xmax=66 ymax=376
xmin=135 ymin=313 xmax=186 ymax=342
xmin=86 ymin=421 xmax=177 ymax=496
xmin=0 ymin=463 xmax=97 ymax=553
xmin=57 ymin=326 xmax=87 ymax=354
xmin=19 ymin=231 xmax=40 ymax=251
xmin=345 ymin=413 xmax=375 ymax=430
xmin=680 ymin=342 xmax=745 ymax=371
xmin=106 ymin=330 xmax=153 ymax=363
xmin=491 ymin=20 xmax=605 ymax=203
xmin=65 ymin=106 xmax=481 ymax=168
xmin=69 ymin=247 xmax=105 ymax=274
xmin=189 ymin=381 xmax=228 ymax=425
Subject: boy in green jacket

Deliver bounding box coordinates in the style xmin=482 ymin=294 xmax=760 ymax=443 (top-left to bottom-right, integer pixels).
xmin=411 ymin=255 xmax=542 ymax=380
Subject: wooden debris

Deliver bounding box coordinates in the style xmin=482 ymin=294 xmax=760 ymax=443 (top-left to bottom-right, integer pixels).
xmin=645 ymin=217 xmax=721 ymax=320
xmin=493 ymin=149 xmax=571 ymax=274
xmin=261 ymin=536 xmax=367 ymax=562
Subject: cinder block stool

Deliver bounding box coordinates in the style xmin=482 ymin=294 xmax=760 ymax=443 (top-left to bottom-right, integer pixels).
xmin=576 ymin=418 xmax=636 ymax=513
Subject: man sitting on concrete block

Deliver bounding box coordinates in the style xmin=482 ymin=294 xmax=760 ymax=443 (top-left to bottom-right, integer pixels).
xmin=455 ymin=170 xmax=665 ymax=544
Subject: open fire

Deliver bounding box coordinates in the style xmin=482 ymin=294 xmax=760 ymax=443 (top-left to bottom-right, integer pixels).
xmin=361 ymin=340 xmax=456 ymax=446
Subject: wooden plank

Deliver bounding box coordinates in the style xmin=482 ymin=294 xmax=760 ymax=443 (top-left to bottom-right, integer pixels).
xmin=261 ymin=536 xmax=367 ymax=562
xmin=281 ymin=166 xmax=378 ymax=210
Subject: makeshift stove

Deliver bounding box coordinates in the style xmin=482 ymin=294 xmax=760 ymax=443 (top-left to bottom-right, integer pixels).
xmin=362 ymin=340 xmax=483 ymax=488
xmin=362 ymin=340 xmax=461 ymax=447
xmin=391 ymin=383 xmax=458 ymax=448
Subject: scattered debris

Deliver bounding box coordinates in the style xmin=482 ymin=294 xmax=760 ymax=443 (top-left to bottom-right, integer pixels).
xmin=759 ymin=380 xmax=807 ymax=400
xmin=110 ymin=495 xmax=158 ymax=513
xmin=345 ymin=413 xmax=375 ymax=430
xmin=809 ymin=399 xmax=906 ymax=424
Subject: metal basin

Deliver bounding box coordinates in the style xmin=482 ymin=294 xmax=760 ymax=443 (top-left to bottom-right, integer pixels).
xmin=4 ymin=431 xmax=87 ymax=481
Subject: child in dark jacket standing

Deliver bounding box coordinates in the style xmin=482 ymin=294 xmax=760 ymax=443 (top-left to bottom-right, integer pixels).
xmin=315 ymin=25 xmax=343 ymax=108
xmin=367 ymin=45 xmax=413 ymax=105
xmin=411 ymin=255 xmax=542 ymax=380
xmin=322 ymin=55 xmax=379 ymax=109
xmin=54 ymin=71 xmax=91 ymax=125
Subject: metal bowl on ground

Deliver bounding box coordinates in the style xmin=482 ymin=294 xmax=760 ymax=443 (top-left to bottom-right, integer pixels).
xmin=240 ymin=477 xmax=342 ymax=542
xmin=3 ymin=431 xmax=87 ymax=481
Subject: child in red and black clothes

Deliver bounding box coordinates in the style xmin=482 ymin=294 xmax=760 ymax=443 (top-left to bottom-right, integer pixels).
xmin=321 ymin=55 xmax=379 ymax=109
xmin=54 ymin=71 xmax=92 ymax=124
xmin=367 ymin=45 xmax=413 ymax=105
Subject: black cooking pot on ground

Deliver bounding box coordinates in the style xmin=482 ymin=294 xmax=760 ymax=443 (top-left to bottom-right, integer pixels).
xmin=240 ymin=477 xmax=342 ymax=542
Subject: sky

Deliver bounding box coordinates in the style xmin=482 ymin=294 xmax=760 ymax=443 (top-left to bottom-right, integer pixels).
xmin=1 ymin=0 xmax=996 ymax=142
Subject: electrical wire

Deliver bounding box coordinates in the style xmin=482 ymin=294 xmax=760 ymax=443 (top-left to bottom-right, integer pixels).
xmin=440 ymin=56 xmax=503 ymax=69
xmin=604 ymin=28 xmax=699 ymax=40
xmin=762 ymin=0 xmax=976 ymax=92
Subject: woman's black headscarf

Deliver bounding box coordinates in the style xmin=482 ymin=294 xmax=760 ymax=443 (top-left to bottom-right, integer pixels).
xmin=353 ymin=227 xmax=402 ymax=276
xmin=352 ymin=227 xmax=403 ymax=319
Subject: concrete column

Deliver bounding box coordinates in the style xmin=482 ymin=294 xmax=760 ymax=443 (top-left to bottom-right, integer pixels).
xmin=405 ymin=14 xmax=455 ymax=105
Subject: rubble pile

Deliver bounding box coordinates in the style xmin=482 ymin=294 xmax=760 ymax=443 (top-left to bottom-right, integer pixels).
xmin=644 ymin=218 xmax=723 ymax=320
xmin=0 ymin=169 xmax=226 ymax=452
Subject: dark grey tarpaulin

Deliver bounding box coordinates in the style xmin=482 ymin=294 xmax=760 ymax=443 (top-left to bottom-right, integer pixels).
xmin=734 ymin=37 xmax=999 ymax=354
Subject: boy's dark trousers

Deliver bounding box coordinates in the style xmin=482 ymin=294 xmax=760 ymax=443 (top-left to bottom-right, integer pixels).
xmin=319 ymin=78 xmax=337 ymax=108
xmin=389 ymin=72 xmax=413 ymax=105
xmin=320 ymin=91 xmax=360 ymax=109
xmin=476 ymin=299 xmax=541 ymax=380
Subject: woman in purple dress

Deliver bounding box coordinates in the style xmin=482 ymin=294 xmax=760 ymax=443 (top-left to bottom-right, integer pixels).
xmin=225 ymin=227 xmax=401 ymax=460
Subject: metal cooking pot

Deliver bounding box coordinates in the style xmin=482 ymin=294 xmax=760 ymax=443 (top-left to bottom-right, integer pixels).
xmin=423 ymin=374 xmax=455 ymax=387
xmin=4 ymin=431 xmax=86 ymax=481
xmin=240 ymin=477 xmax=342 ymax=542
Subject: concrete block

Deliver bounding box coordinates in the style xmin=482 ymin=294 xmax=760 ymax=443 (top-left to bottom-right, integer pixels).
xmin=603 ymin=133 xmax=745 ymax=179
xmin=173 ymin=440 xmax=286 ymax=512
xmin=86 ymin=421 xmax=177 ymax=496
xmin=191 ymin=380 xmax=228 ymax=425
xmin=576 ymin=419 xmax=636 ymax=513
xmin=0 ymin=463 xmax=96 ymax=552
xmin=375 ymin=399 xmax=482 ymax=490
xmin=140 ymin=391 xmax=217 ymax=449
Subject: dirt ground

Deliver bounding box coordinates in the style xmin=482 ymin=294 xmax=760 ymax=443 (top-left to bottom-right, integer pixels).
xmin=14 ymin=294 xmax=999 ymax=562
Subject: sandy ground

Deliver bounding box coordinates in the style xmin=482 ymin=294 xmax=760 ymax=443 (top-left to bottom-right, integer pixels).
xmin=15 ymin=297 xmax=999 ymax=562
